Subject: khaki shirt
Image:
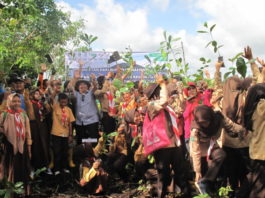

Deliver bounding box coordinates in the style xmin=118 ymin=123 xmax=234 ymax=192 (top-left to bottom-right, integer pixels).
xmin=250 ymin=99 xmax=265 ymax=160
xmin=190 ymin=115 xmax=246 ymax=174
xmin=51 ymin=104 xmax=75 ymax=137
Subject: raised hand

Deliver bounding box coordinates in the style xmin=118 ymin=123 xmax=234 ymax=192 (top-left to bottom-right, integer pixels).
xmin=256 ymin=57 xmax=265 ymax=67
xmin=215 ymin=61 xmax=223 ymax=71
xmin=90 ymin=73 xmax=96 ymax=81
xmin=78 ymin=60 xmax=85 ymax=67
xmin=74 ymin=70 xmax=81 ymax=79
xmin=204 ymin=69 xmax=211 ymax=79
xmin=242 ymin=46 xmax=253 ymax=60
xmin=155 ymin=74 xmax=164 ymax=84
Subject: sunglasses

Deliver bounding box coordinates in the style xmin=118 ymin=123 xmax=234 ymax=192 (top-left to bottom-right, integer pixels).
xmin=81 ymin=94 xmax=85 ymax=102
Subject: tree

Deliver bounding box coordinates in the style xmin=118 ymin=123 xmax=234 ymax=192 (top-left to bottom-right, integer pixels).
xmin=0 ymin=0 xmax=83 ymax=82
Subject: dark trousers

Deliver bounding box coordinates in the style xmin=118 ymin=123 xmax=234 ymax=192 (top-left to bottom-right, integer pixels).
xmin=101 ymin=112 xmax=116 ymax=134
xmin=51 ymin=135 xmax=68 ymax=172
xmin=238 ymin=160 xmax=265 ymax=198
xmin=75 ymin=122 xmax=99 ymax=145
xmin=153 ymin=147 xmax=189 ymax=198
xmin=106 ymin=152 xmax=128 ymax=181
xmin=202 ymin=147 xmax=226 ymax=182
xmin=223 ymin=147 xmax=249 ymax=191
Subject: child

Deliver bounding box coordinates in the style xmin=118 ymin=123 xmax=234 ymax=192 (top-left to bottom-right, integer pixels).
xmin=26 ymin=89 xmax=51 ymax=170
xmin=106 ymin=124 xmax=128 ymax=181
xmin=51 ymin=93 xmax=75 ymax=175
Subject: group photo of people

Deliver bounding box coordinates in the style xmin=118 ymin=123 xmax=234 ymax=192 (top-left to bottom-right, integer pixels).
xmin=1 ymin=0 xmax=265 ymax=197
xmin=0 ymin=46 xmax=265 ymax=198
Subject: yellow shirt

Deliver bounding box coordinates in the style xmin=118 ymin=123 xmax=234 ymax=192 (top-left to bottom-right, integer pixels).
xmin=51 ymin=104 xmax=75 ymax=137
xmin=250 ymin=99 xmax=265 ymax=160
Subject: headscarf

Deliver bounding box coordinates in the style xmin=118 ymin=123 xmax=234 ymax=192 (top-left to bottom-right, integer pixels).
xmin=6 ymin=93 xmax=25 ymax=139
xmin=222 ymin=76 xmax=252 ymax=125
xmin=30 ymin=89 xmax=44 ymax=121
xmin=191 ymin=105 xmax=223 ymax=137
xmin=222 ymin=76 xmax=243 ymax=124
xmin=244 ymin=83 xmax=265 ymax=131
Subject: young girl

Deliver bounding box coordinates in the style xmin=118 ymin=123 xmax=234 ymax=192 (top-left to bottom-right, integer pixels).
xmin=0 ymin=93 xmax=32 ymax=196
xmin=26 ymin=89 xmax=50 ymax=170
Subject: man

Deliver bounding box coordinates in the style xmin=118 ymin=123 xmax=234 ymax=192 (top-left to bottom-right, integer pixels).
xmin=74 ymin=76 xmax=99 ymax=145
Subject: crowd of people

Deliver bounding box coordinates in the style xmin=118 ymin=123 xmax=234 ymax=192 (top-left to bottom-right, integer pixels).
xmin=0 ymin=46 xmax=265 ymax=198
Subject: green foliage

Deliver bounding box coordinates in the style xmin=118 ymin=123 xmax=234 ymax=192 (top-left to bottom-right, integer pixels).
xmin=218 ymin=186 xmax=233 ymax=198
xmin=0 ymin=178 xmax=24 ymax=198
xmin=192 ymin=57 xmax=211 ymax=81
xmin=236 ymin=57 xmax=247 ymax=78
xmin=224 ymin=53 xmax=248 ymax=79
xmin=147 ymin=154 xmax=155 ymax=164
xmin=0 ymin=0 xmax=84 ymax=81
xmin=193 ymin=186 xmax=233 ymax=198
xmin=197 ymin=22 xmax=223 ymax=56
xmin=144 ymin=31 xmax=188 ymax=82
xmin=193 ymin=194 xmax=211 ymax=198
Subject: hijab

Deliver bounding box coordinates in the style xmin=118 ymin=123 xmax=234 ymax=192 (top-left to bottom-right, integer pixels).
xmin=244 ymin=83 xmax=265 ymax=131
xmin=191 ymin=105 xmax=223 ymax=137
xmin=222 ymin=76 xmax=252 ymax=125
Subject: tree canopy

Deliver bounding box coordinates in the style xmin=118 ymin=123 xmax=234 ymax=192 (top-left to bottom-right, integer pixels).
xmin=0 ymin=0 xmax=83 ymax=81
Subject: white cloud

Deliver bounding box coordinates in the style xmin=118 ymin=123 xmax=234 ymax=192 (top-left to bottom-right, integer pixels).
xmin=57 ymin=0 xmax=265 ymax=77
xmin=150 ymin=0 xmax=170 ymax=11
xmin=57 ymin=0 xmax=165 ymax=52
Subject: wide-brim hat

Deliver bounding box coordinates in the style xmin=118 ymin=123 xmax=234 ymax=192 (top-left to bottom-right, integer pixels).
xmin=13 ymin=77 xmax=25 ymax=83
xmin=144 ymin=83 xmax=159 ymax=99
xmin=75 ymin=80 xmax=91 ymax=91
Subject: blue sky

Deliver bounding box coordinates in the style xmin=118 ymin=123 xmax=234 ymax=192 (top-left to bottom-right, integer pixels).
xmin=57 ymin=0 xmax=265 ymax=73
xmin=60 ymin=0 xmax=209 ymax=35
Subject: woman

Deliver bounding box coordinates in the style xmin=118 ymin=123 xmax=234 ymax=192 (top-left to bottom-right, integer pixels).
xmin=221 ymin=76 xmax=252 ymax=193
xmin=183 ymin=82 xmax=202 ymax=152
xmin=190 ymin=105 xmax=247 ymax=195
xmin=239 ymin=83 xmax=265 ymax=198
xmin=143 ymin=75 xmax=189 ymax=198
xmin=0 ymin=93 xmax=32 ymax=196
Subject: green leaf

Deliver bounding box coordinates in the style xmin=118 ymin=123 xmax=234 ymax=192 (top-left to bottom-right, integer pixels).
xmin=163 ymin=30 xmax=167 ymax=40
xmin=168 ymin=35 xmax=172 ymax=42
xmin=120 ymin=87 xmax=130 ymax=93
xmin=0 ymin=190 xmax=6 ymax=195
xmin=126 ymin=82 xmax=135 ymax=89
xmin=212 ymin=40 xmax=217 ymax=47
xmin=236 ymin=57 xmax=247 ymax=78
xmin=210 ymin=24 xmax=216 ymax=32
xmin=199 ymin=57 xmax=206 ymax=62
xmin=172 ymin=37 xmax=181 ymax=42
xmin=205 ymin=41 xmax=212 ymax=48
xmin=107 ymin=132 xmax=118 ymax=137
xmin=214 ymin=47 xmax=218 ymax=53
xmin=224 ymin=72 xmax=232 ymax=79
xmin=204 ymin=22 xmax=208 ymax=28
xmin=197 ymin=30 xmax=208 ymax=33
xmin=144 ymin=55 xmax=152 ymax=64
xmin=112 ymin=79 xmax=123 ymax=89
xmin=34 ymin=167 xmax=46 ymax=177
xmin=14 ymin=182 xmax=24 ymax=188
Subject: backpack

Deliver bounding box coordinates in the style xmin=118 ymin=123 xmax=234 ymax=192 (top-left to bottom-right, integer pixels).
xmin=142 ymin=110 xmax=171 ymax=156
